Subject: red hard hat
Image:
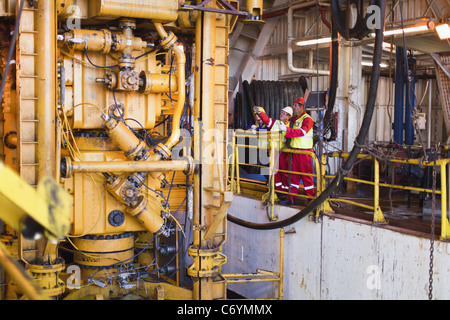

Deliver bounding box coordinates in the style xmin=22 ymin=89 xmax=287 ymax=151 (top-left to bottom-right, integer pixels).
xmin=294 ymin=97 xmax=305 ymax=105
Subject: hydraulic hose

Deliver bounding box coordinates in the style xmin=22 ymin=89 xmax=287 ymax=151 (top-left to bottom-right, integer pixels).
xmin=0 ymin=0 xmax=25 ymax=108
xmin=227 ymin=1 xmax=386 ymax=230
xmin=323 ymin=19 xmax=339 ymax=139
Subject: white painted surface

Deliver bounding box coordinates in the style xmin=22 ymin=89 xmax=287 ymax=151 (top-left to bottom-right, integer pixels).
xmin=223 ymin=195 xmax=450 ymax=299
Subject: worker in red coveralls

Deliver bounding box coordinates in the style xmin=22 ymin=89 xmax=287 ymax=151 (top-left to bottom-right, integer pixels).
xmin=278 ymin=97 xmax=315 ymax=205
xmin=253 ymin=106 xmax=293 ymax=202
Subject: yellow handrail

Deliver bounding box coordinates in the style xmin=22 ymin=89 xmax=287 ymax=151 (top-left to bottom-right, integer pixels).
xmin=231 ymin=130 xmax=321 ymax=220
xmin=230 ymin=130 xmax=450 ymax=239
xmin=325 ymin=152 xmax=450 ymax=239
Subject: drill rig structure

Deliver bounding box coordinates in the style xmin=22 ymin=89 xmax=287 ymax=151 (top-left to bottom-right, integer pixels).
xmin=0 ymin=0 xmax=261 ymax=300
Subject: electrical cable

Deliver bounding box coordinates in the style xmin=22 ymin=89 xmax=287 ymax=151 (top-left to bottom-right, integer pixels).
xmin=227 ymin=0 xmax=386 ymax=230
xmin=133 ymin=44 xmax=162 ymax=60
xmin=83 ymin=47 xmax=118 ymax=69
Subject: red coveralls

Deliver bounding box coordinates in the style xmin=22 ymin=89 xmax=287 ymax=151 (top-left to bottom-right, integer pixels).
xmin=284 ymin=111 xmax=315 ymax=202
xmin=258 ymin=112 xmax=290 ymax=196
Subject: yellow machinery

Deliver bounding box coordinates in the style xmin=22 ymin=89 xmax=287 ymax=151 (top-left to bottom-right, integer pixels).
xmin=0 ymin=0 xmax=260 ymax=300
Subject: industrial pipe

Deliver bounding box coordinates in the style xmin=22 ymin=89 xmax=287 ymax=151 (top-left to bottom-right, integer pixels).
xmin=228 ymin=0 xmax=386 ymax=230
xmin=61 ymin=156 xmax=195 ymax=177
xmin=287 ymin=1 xmax=331 ymax=76
xmin=37 ymin=0 xmax=57 ymax=179
xmin=152 ymin=22 xmax=186 ymax=160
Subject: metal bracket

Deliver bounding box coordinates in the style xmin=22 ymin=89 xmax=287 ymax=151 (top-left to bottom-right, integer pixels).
xmin=187 ymin=246 xmax=227 ymax=278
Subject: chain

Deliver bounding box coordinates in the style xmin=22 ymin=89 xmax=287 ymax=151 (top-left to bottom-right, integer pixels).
xmin=428 ymin=155 xmax=436 ymax=300
xmin=428 ymin=86 xmax=440 ymax=300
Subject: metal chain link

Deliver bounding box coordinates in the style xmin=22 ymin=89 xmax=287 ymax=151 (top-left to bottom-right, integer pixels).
xmin=428 ymin=159 xmax=436 ymax=300
xmin=428 ymin=88 xmax=440 ymax=300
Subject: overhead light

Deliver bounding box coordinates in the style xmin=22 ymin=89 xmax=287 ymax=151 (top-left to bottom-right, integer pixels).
xmin=295 ymin=37 xmax=332 ymax=47
xmin=383 ymin=24 xmax=430 ymax=37
xmin=436 ymin=23 xmax=450 ymax=40
xmin=361 ymin=61 xmax=388 ymax=68
xmin=369 ymin=23 xmax=431 ymax=38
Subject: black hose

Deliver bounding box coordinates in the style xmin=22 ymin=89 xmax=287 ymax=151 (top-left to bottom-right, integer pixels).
xmin=0 ymin=0 xmax=25 ymax=109
xmin=323 ymin=18 xmax=339 ymax=139
xmin=227 ymin=1 xmax=386 ymax=230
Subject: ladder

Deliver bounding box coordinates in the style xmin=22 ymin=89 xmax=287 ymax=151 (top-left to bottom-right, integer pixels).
xmin=190 ymin=7 xmax=234 ymax=301
xmin=15 ymin=2 xmax=39 ymax=264
xmin=16 ymin=2 xmax=38 ymax=187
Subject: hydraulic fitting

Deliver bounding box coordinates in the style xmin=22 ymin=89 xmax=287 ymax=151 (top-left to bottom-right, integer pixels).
xmin=62 ymin=28 xmax=114 ymax=53
xmin=98 ymin=70 xmax=141 ymax=91
xmin=4 ymin=131 xmax=17 ymax=149
xmin=60 ymin=19 xmax=150 ymax=70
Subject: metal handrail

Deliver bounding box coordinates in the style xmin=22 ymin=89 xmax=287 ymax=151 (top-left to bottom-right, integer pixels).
xmin=325 ymin=152 xmax=450 ymax=239
xmin=230 ymin=130 xmax=450 ymax=239
xmin=231 ymin=130 xmax=321 ymax=220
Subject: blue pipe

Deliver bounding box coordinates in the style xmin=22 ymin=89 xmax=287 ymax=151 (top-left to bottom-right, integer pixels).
xmin=393 ymin=46 xmax=405 ymax=144
xmin=405 ymin=56 xmax=416 ymax=146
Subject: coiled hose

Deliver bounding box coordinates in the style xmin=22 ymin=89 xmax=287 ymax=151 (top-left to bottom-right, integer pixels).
xmin=235 ymin=79 xmax=307 ymax=129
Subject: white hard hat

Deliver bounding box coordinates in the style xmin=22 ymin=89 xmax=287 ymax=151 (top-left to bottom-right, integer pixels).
xmin=282 ymin=106 xmax=293 ymax=116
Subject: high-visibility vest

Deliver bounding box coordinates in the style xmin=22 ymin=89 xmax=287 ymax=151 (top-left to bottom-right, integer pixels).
xmin=290 ymin=113 xmax=313 ymax=149
xmin=256 ymin=126 xmax=269 ymax=149
xmin=271 ymin=120 xmax=288 ymax=150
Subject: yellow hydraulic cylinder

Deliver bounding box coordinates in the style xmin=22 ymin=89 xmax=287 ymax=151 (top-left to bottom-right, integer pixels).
xmin=246 ymin=0 xmax=263 ymax=17
xmin=103 ymin=116 xmax=146 ymax=160
xmin=139 ymin=71 xmax=178 ymax=94
xmin=126 ymin=196 xmax=165 ymax=235
xmin=88 ymin=0 xmax=180 ymax=23
xmin=63 ymin=29 xmax=113 ymax=53
xmin=62 ymin=26 xmax=148 ymax=56
xmin=244 ymin=0 xmax=264 ymax=23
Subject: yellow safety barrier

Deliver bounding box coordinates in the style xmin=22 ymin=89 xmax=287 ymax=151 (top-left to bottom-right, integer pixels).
xmin=229 ymin=129 xmax=450 ymax=240
xmin=230 ymin=129 xmax=322 ymax=220
xmin=325 ymin=152 xmax=450 ymax=240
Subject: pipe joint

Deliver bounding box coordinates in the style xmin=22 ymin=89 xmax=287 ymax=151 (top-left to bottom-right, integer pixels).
xmin=159 ymin=31 xmax=178 ymax=50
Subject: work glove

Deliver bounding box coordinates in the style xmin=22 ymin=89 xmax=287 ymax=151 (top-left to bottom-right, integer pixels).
xmin=253 ymin=106 xmax=264 ymax=114
xmin=251 ymin=124 xmax=257 ymax=134
xmin=278 ymin=122 xmax=287 ymax=132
